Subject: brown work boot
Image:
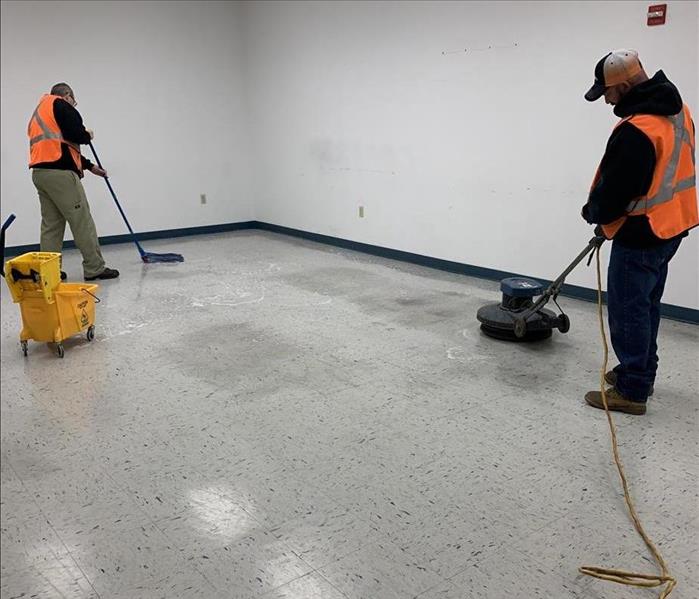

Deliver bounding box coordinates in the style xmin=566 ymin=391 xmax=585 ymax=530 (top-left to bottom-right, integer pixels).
xmin=585 ymin=388 xmax=646 ymax=415
xmin=604 ymin=370 xmax=654 ymax=396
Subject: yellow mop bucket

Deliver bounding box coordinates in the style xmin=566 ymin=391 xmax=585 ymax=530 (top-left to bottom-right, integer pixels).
xmin=4 ymin=250 xmax=100 ymax=358
xmin=5 ymin=251 xmax=62 ymax=304
xmin=17 ymin=283 xmax=100 ymax=357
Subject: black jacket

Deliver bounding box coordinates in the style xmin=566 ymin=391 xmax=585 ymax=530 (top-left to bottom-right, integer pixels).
xmin=31 ymin=98 xmax=95 ymax=177
xmin=582 ymin=70 xmax=691 ymax=247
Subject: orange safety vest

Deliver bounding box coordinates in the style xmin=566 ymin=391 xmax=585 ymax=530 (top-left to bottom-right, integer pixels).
xmin=28 ymin=94 xmax=83 ymax=175
xmin=592 ymin=104 xmax=697 ymax=240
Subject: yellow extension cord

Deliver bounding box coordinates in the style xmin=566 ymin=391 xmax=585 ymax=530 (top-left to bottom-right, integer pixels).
xmin=578 ymin=247 xmax=676 ymax=597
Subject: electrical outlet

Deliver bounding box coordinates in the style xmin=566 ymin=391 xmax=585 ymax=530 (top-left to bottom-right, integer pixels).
xmin=200 ymin=193 xmax=207 ymax=205
xmin=359 ymin=206 xmax=364 ymax=218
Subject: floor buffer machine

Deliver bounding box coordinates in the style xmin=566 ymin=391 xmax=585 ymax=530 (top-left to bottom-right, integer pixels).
xmin=477 ymin=234 xmax=606 ymax=341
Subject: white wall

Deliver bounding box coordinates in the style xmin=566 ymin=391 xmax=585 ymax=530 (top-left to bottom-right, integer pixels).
xmin=1 ymin=0 xmax=254 ymax=246
xmin=2 ymin=1 xmax=697 ymax=309
xmin=242 ymin=0 xmax=699 ymax=310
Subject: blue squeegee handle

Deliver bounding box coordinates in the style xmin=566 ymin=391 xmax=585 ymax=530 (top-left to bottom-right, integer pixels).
xmin=88 ymin=141 xmax=146 ymax=256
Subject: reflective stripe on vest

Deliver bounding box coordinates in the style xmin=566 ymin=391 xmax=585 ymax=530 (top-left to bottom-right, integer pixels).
xmin=28 ymin=95 xmax=82 ymax=173
xmin=28 ymin=106 xmax=63 ymax=145
xmin=626 ymin=112 xmax=696 ymax=212
xmin=598 ymin=104 xmax=698 ymax=240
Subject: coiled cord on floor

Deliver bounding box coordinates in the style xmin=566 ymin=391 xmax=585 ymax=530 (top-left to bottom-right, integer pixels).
xmin=578 ymin=247 xmax=676 ymax=597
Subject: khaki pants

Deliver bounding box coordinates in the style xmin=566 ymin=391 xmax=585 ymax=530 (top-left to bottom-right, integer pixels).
xmin=32 ymin=169 xmax=105 ymax=278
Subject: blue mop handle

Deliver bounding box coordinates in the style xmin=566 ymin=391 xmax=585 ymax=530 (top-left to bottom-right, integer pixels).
xmin=88 ymin=141 xmax=144 ymax=254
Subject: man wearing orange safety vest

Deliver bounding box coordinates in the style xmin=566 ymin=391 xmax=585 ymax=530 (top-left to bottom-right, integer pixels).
xmin=581 ymin=50 xmax=697 ymax=415
xmin=29 ymin=83 xmax=119 ymax=280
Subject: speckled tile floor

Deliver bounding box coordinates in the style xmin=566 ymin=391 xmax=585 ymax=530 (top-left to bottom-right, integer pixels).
xmin=1 ymin=231 xmax=697 ymax=599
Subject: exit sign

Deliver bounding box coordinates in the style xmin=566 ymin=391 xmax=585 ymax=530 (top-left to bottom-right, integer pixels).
xmin=647 ymin=4 xmax=667 ymax=26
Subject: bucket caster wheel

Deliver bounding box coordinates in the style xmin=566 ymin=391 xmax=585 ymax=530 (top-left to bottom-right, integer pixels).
xmin=513 ymin=318 xmax=527 ymax=339
xmin=87 ymin=326 xmax=95 ymax=342
xmin=558 ymin=314 xmax=570 ymax=334
xmin=21 ymin=340 xmax=28 ymax=357
xmin=56 ymin=343 xmax=65 ymax=359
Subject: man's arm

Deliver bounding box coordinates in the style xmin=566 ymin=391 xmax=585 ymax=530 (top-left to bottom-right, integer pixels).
xmin=53 ymin=98 xmax=92 ymax=145
xmin=582 ymin=123 xmax=656 ymax=224
xmin=54 ymin=99 xmax=107 ymax=176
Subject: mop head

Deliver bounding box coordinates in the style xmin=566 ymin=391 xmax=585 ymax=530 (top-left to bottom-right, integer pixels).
xmin=141 ymin=252 xmax=184 ymax=263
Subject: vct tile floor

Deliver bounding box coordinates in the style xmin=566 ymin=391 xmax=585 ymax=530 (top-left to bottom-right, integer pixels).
xmin=1 ymin=231 xmax=697 ymax=599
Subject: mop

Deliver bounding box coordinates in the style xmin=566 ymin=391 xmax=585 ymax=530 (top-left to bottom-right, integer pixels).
xmin=88 ymin=142 xmax=184 ymax=263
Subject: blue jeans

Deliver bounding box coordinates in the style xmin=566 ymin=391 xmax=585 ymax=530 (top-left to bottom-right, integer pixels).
xmin=607 ymin=237 xmax=682 ymax=403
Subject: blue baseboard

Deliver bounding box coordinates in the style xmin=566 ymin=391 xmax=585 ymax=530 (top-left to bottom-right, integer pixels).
xmin=255 ymin=222 xmax=699 ymax=325
xmin=5 ymin=219 xmax=697 ymax=324
xmin=4 ymin=221 xmax=258 ymax=257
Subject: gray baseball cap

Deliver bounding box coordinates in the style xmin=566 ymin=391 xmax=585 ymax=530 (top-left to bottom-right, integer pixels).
xmin=585 ymin=49 xmax=642 ymax=101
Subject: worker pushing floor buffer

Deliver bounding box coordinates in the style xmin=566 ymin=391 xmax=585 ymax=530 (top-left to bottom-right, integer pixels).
xmin=477 ymin=231 xmax=678 ymax=597
xmin=89 ymin=142 xmax=184 ymax=264
xmin=476 ymin=233 xmax=606 ymax=341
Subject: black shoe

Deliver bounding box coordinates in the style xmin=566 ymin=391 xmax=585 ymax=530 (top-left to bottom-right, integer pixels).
xmin=60 ymin=271 xmax=67 ymax=281
xmin=85 ymin=267 xmax=119 ymax=281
